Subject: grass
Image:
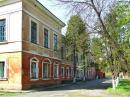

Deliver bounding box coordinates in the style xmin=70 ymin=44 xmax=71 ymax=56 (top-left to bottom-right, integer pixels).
xmin=0 ymin=92 xmax=24 ymax=96
xmin=107 ymin=79 xmax=130 ymax=96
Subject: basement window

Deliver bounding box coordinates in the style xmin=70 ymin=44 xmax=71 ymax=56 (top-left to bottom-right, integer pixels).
xmin=0 ymin=61 xmax=7 ymax=80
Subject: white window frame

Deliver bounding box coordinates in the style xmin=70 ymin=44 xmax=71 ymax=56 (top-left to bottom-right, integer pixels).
xmin=0 ymin=58 xmax=7 ymax=80
xmin=0 ymin=15 xmax=8 ymax=43
xmin=42 ymin=62 xmax=50 ymax=80
xmin=53 ymin=63 xmax=59 ymax=79
xmin=61 ymin=67 xmax=65 ymax=78
xmin=29 ymin=17 xmax=39 ymax=44
xmin=43 ymin=27 xmax=50 ymax=48
xmin=30 ymin=57 xmax=39 ymax=80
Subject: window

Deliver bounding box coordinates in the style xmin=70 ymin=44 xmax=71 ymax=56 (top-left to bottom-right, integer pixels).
xmin=54 ymin=34 xmax=58 ymax=50
xmin=31 ymin=20 xmax=37 ymax=44
xmin=66 ymin=67 xmax=70 ymax=78
xmin=0 ymin=61 xmax=6 ymax=79
xmin=42 ymin=63 xmax=49 ymax=79
xmin=61 ymin=67 xmax=65 ymax=78
xmin=71 ymin=68 xmax=74 ymax=77
xmin=0 ymin=19 xmax=6 ymax=42
xmin=61 ymin=47 xmax=64 ymax=59
xmin=44 ymin=28 xmax=49 ymax=48
xmin=30 ymin=59 xmax=39 ymax=80
xmin=53 ymin=64 xmax=59 ymax=79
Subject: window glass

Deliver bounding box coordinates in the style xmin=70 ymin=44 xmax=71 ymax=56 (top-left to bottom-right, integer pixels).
xmin=66 ymin=68 xmax=70 ymax=78
xmin=44 ymin=28 xmax=49 ymax=48
xmin=0 ymin=62 xmax=5 ymax=79
xmin=43 ymin=63 xmax=49 ymax=79
xmin=0 ymin=19 xmax=6 ymax=42
xmin=53 ymin=64 xmax=59 ymax=78
xmin=31 ymin=21 xmax=37 ymax=44
xmin=30 ymin=59 xmax=38 ymax=79
xmin=54 ymin=34 xmax=57 ymax=50
xmin=61 ymin=67 xmax=64 ymax=78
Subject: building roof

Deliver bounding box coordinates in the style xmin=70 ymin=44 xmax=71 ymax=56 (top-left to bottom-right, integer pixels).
xmin=0 ymin=0 xmax=66 ymax=27
xmin=32 ymin=0 xmax=66 ymax=27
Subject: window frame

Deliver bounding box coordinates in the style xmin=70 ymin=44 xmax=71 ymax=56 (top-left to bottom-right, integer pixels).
xmin=44 ymin=28 xmax=50 ymax=48
xmin=29 ymin=18 xmax=39 ymax=44
xmin=0 ymin=58 xmax=7 ymax=80
xmin=71 ymin=67 xmax=74 ymax=78
xmin=53 ymin=33 xmax=58 ymax=51
xmin=66 ymin=67 xmax=70 ymax=78
xmin=53 ymin=63 xmax=59 ymax=79
xmin=61 ymin=67 xmax=65 ymax=78
xmin=30 ymin=58 xmax=39 ymax=80
xmin=0 ymin=15 xmax=8 ymax=43
xmin=42 ymin=62 xmax=50 ymax=80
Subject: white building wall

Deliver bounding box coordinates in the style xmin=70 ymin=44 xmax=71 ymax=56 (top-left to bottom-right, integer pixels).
xmin=0 ymin=2 xmax=22 ymax=53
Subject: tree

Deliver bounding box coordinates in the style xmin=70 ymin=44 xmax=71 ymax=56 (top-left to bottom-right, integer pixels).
xmin=78 ymin=31 xmax=90 ymax=81
xmin=56 ymin=0 xmax=130 ymax=88
xmin=96 ymin=3 xmax=130 ymax=88
xmin=64 ymin=15 xmax=86 ymax=83
xmin=104 ymin=3 xmax=130 ymax=72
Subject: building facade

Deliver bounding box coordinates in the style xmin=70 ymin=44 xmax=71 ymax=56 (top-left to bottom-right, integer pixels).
xmin=0 ymin=0 xmax=72 ymax=90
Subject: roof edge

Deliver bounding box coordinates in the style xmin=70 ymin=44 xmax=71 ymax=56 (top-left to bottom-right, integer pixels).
xmin=33 ymin=0 xmax=66 ymax=27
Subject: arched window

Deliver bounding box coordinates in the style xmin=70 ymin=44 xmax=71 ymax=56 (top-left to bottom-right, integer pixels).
xmin=61 ymin=67 xmax=65 ymax=78
xmin=30 ymin=58 xmax=39 ymax=80
xmin=42 ymin=58 xmax=51 ymax=80
xmin=66 ymin=67 xmax=70 ymax=78
xmin=53 ymin=62 xmax=59 ymax=79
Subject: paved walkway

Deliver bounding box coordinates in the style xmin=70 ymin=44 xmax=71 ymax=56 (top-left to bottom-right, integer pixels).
xmin=0 ymin=78 xmax=128 ymax=97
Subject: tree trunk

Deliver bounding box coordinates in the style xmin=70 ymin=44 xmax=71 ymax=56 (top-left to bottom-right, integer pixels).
xmin=83 ymin=51 xmax=86 ymax=81
xmin=73 ymin=44 xmax=77 ymax=83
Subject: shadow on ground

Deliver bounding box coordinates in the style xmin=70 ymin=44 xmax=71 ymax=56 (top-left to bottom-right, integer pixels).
xmin=29 ymin=78 xmax=111 ymax=92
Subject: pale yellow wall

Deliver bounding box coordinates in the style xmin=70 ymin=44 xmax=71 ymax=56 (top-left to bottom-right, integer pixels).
xmin=0 ymin=52 xmax=22 ymax=90
xmin=22 ymin=1 xmax=63 ymax=59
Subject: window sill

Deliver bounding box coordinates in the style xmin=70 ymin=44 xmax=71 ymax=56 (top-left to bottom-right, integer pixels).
xmin=53 ymin=78 xmax=59 ymax=80
xmin=31 ymin=42 xmax=38 ymax=45
xmin=42 ymin=78 xmax=50 ymax=80
xmin=0 ymin=78 xmax=8 ymax=81
xmin=0 ymin=41 xmax=8 ymax=44
xmin=30 ymin=79 xmax=39 ymax=81
xmin=44 ymin=47 xmax=50 ymax=49
xmin=54 ymin=49 xmax=58 ymax=51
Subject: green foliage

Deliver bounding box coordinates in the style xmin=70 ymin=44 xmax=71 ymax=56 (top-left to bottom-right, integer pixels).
xmin=67 ymin=15 xmax=86 ymax=35
xmin=107 ymin=79 xmax=130 ymax=96
xmin=96 ymin=3 xmax=130 ymax=72
xmin=0 ymin=92 xmax=24 ymax=96
xmin=91 ymin=37 xmax=109 ymax=71
xmin=66 ymin=15 xmax=86 ymax=47
xmin=64 ymin=15 xmax=91 ymax=74
xmin=64 ymin=15 xmax=87 ymax=55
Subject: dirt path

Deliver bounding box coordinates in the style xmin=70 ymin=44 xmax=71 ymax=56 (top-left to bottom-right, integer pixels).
xmin=1 ymin=78 xmax=128 ymax=97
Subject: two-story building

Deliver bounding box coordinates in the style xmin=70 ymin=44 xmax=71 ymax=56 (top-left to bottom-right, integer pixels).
xmin=0 ymin=0 xmax=72 ymax=90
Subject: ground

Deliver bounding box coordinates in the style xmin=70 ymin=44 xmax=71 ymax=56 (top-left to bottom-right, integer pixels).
xmin=0 ymin=78 xmax=129 ymax=97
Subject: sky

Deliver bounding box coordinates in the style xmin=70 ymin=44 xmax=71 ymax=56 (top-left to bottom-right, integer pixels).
xmin=38 ymin=0 xmax=70 ymax=34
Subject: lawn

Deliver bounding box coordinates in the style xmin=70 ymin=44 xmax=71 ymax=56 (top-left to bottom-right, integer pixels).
xmin=0 ymin=92 xmax=24 ymax=96
xmin=107 ymin=79 xmax=130 ymax=96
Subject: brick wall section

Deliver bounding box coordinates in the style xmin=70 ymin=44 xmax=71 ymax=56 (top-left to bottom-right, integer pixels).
xmin=22 ymin=52 xmax=71 ymax=89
